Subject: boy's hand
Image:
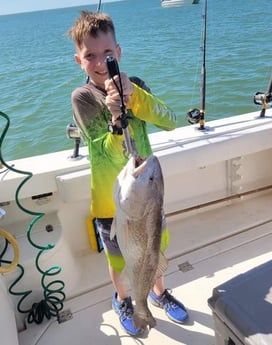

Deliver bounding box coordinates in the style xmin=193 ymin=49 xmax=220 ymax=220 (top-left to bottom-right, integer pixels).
xmin=105 ymin=72 xmax=133 ymax=121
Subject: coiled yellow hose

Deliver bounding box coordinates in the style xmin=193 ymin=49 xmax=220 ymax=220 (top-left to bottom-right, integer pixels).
xmin=0 ymin=228 xmax=20 ymax=273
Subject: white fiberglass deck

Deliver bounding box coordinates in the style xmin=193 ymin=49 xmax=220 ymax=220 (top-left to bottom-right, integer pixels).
xmin=18 ymin=192 xmax=272 ymax=345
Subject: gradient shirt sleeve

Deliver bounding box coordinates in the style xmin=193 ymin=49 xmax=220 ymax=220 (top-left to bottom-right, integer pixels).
xmin=71 ymin=78 xmax=177 ymax=218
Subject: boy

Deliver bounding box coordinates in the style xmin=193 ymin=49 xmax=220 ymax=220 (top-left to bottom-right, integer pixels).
xmin=67 ymin=11 xmax=188 ymax=336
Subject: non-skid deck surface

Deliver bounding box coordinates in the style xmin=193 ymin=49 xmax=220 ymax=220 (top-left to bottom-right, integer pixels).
xmin=19 ymin=223 xmax=272 ymax=345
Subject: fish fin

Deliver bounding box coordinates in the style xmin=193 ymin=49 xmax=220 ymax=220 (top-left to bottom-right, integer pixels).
xmin=110 ymin=218 xmax=117 ymax=240
xmin=155 ymin=251 xmax=168 ymax=278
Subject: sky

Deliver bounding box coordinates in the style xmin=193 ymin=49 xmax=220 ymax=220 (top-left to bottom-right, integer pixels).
xmin=0 ymin=0 xmax=118 ymax=15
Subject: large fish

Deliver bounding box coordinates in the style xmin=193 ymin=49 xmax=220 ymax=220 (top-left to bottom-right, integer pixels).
xmin=111 ymin=154 xmax=168 ymax=330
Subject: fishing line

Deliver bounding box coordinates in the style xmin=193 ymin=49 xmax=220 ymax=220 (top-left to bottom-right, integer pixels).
xmin=0 ymin=110 xmax=65 ymax=324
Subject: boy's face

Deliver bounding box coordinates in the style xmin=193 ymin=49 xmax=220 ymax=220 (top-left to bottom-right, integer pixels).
xmin=75 ymin=31 xmax=121 ymax=90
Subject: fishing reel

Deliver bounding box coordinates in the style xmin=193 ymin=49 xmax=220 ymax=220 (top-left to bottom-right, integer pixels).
xmin=253 ymin=91 xmax=272 ymax=107
xmin=186 ymin=108 xmax=201 ymax=124
xmin=66 ymin=123 xmax=82 ymax=159
xmin=66 ymin=123 xmax=81 ymax=139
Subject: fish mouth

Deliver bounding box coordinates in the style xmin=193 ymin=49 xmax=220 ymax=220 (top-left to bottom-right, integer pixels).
xmin=133 ymin=156 xmax=147 ymax=178
xmin=135 ymin=156 xmax=145 ymax=167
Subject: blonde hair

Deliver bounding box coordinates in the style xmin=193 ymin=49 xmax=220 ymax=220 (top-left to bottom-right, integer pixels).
xmin=67 ymin=11 xmax=116 ymax=49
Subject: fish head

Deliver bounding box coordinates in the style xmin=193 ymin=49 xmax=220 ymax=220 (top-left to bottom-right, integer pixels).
xmin=114 ymin=155 xmax=164 ymax=219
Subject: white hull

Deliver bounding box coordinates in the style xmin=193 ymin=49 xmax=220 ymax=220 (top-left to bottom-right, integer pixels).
xmin=161 ymin=0 xmax=199 ymax=8
xmin=1 ymin=108 xmax=272 ymax=344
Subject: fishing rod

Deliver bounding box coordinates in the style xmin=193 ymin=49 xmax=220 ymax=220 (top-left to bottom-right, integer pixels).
xmin=96 ymin=0 xmax=102 ymax=12
xmin=186 ymin=0 xmax=207 ymax=130
xmin=105 ymin=56 xmax=136 ymax=156
xmin=253 ymin=76 xmax=272 ymax=117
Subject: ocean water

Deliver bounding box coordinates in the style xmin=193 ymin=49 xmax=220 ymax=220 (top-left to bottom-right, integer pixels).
xmin=0 ymin=0 xmax=271 ymax=160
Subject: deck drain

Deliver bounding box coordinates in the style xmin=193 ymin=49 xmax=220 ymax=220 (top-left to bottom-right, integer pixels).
xmin=178 ymin=261 xmax=194 ymax=272
xmin=57 ymin=309 xmax=73 ymax=324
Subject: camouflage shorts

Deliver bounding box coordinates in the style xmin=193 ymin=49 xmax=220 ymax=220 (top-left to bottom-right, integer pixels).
xmin=94 ymin=215 xmax=169 ymax=272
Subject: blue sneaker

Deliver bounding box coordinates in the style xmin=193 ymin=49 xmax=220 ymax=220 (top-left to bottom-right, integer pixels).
xmin=148 ymin=289 xmax=188 ymax=323
xmin=112 ymin=293 xmax=144 ymax=336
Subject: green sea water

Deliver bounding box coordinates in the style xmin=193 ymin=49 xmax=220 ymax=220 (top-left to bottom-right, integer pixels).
xmin=0 ymin=0 xmax=271 ymax=160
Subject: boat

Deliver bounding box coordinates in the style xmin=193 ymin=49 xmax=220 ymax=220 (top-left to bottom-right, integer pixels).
xmin=1 ymin=1 xmax=272 ymax=344
xmin=161 ymin=0 xmax=200 ymax=8
xmin=1 ymin=105 xmax=272 ymax=345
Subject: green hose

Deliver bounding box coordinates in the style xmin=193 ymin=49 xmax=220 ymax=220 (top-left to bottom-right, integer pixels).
xmin=0 ymin=111 xmax=65 ymax=324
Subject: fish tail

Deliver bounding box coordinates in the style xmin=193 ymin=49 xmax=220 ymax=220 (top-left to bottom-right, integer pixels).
xmin=133 ymin=308 xmax=156 ymax=329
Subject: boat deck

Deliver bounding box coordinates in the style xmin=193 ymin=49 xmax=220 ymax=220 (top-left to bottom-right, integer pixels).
xmin=18 ymin=191 xmax=272 ymax=345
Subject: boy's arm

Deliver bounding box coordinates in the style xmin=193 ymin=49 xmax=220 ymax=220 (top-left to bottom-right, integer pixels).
xmin=71 ymin=84 xmax=126 ymax=160
xmin=126 ymin=78 xmax=177 ymax=131
xmin=71 ymin=84 xmax=106 ymax=140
